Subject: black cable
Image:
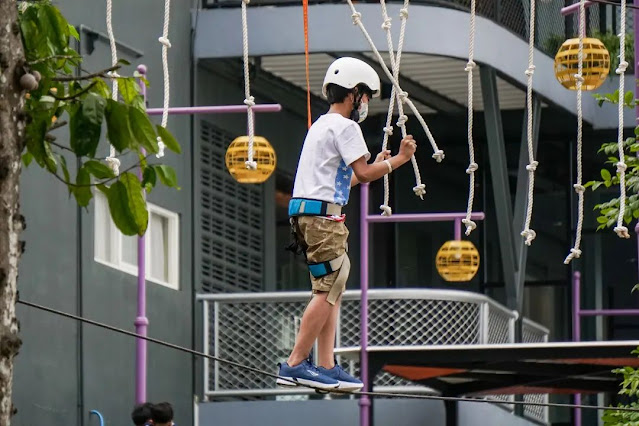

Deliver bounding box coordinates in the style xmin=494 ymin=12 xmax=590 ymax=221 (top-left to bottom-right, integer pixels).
xmin=17 ymin=298 xmax=639 ymax=413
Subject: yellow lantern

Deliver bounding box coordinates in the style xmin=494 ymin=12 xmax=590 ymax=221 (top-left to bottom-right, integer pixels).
xmin=436 ymin=240 xmax=480 ymax=282
xmin=554 ymin=38 xmax=610 ymax=91
xmin=225 ymin=136 xmax=276 ymax=184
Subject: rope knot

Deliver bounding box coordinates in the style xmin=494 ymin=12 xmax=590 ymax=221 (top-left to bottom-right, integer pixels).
xmin=397 ymin=114 xmax=408 ymax=126
xmin=526 ymin=161 xmax=538 ymax=172
xmin=466 ymin=162 xmax=478 ymax=174
xmin=616 ymin=162 xmax=627 ymax=173
xmin=105 ymin=156 xmax=121 ymax=175
xmin=158 ymin=36 xmax=172 ymax=48
xmin=616 ymin=60 xmax=629 ymax=74
xmin=573 ymin=73 xmax=585 ymax=83
xmin=462 ymin=218 xmax=477 ymax=236
xmin=156 ymin=136 xmax=166 ymax=158
xmin=432 ymin=150 xmax=445 ymax=163
xmin=379 ymin=204 xmax=393 ymax=216
xmin=563 ymin=248 xmax=582 ymax=264
xmin=244 ymin=96 xmax=255 ymax=107
xmin=383 ymin=126 xmax=394 ymax=136
xmin=351 ymin=12 xmax=362 ymax=24
xmin=525 ymin=65 xmax=536 ymax=76
xmin=399 ymin=8 xmax=409 ymax=19
xmin=398 ymin=91 xmax=408 ymax=103
xmin=245 ymin=160 xmax=258 ymax=170
xmin=614 ymin=225 xmax=630 ymax=239
xmin=106 ymin=71 xmax=121 ymax=79
xmin=413 ymin=184 xmax=426 ymax=199
xmin=381 ymin=18 xmax=392 ymax=30
xmin=464 ymin=60 xmax=476 ymax=72
xmin=573 ymin=184 xmax=585 ymax=193
xmin=521 ymin=229 xmax=537 ymax=246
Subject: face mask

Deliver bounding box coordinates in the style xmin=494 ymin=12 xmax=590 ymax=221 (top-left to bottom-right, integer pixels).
xmin=349 ymin=99 xmax=369 ymax=123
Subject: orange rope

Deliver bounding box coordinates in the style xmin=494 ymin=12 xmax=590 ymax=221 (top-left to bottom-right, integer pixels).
xmin=303 ymin=0 xmax=311 ymax=129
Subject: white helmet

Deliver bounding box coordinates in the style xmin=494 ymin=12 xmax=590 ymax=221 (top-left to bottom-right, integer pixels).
xmin=321 ymin=57 xmax=381 ymax=99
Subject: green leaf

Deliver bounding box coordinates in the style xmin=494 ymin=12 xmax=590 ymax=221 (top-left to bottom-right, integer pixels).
xmin=68 ymin=24 xmax=79 ymax=40
xmin=22 ymin=152 xmax=33 ymax=167
xmin=142 ymin=165 xmax=157 ymax=193
xmin=118 ymin=58 xmax=131 ymax=66
xmin=601 ymin=168 xmax=612 ymax=182
xmin=625 ymin=90 xmax=634 ymax=106
xmin=39 ymin=4 xmax=70 ymax=56
xmin=25 ymin=118 xmax=49 ymax=168
xmin=72 ymin=166 xmax=92 ymax=207
xmin=106 ymin=173 xmax=148 ymax=236
xmin=59 ymin=155 xmax=71 ymax=195
xmin=597 ymin=216 xmax=609 ymax=224
xmin=106 ymin=100 xmax=135 ymax=152
xmin=84 ymin=160 xmax=116 ymax=180
xmin=117 ymin=77 xmax=143 ymax=109
xmin=156 ymin=125 xmax=181 ymax=154
xmin=69 ymin=93 xmax=105 ymax=157
xmin=130 ymin=107 xmax=159 ymax=154
xmin=153 ymin=165 xmax=179 ymax=188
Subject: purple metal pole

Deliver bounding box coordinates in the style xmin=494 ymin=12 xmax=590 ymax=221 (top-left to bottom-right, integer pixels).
xmin=135 ymin=64 xmax=149 ymax=405
xmin=573 ymin=271 xmax=582 ymax=426
xmin=366 ymin=212 xmax=486 ymax=223
xmin=454 ymin=218 xmax=462 ymax=241
xmin=146 ymin=104 xmax=282 ymax=116
xmin=581 ymin=308 xmax=639 ymax=315
xmin=561 ymin=1 xmax=594 ymax=16
xmin=360 ymin=183 xmax=371 ymax=426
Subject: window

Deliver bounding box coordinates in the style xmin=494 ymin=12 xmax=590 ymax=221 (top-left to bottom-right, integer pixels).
xmin=94 ymin=191 xmax=180 ymax=290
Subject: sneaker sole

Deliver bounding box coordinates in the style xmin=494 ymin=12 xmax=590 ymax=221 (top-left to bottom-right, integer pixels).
xmin=276 ymin=376 xmax=339 ymax=390
xmin=337 ymin=381 xmax=364 ymax=392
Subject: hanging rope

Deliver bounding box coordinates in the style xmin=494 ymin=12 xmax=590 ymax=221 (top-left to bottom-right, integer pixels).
xmin=155 ymin=0 xmax=172 ymax=159
xmin=614 ymin=0 xmax=630 ymax=239
xmin=379 ymin=0 xmax=416 ymax=216
xmin=520 ymin=0 xmax=538 ymax=246
xmin=241 ymin=0 xmax=257 ymax=170
xmin=104 ymin=0 xmax=120 ymax=175
xmin=462 ymin=0 xmax=478 ymax=236
xmin=565 ymin=0 xmax=587 ymax=264
xmin=346 ymin=0 xmax=444 ymax=166
xmin=303 ymin=0 xmax=312 ymax=130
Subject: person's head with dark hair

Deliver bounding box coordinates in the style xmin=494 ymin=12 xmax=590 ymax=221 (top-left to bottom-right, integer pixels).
xmin=321 ymin=57 xmax=380 ymax=124
xmin=151 ymin=402 xmax=174 ymax=426
xmin=131 ymin=402 xmax=154 ymax=426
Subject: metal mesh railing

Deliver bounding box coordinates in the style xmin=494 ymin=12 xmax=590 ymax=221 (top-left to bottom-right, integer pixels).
xmin=199 ymin=289 xmax=549 ymax=422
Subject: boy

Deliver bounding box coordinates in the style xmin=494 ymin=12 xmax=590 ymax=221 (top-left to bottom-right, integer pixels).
xmin=277 ymin=57 xmax=417 ymax=391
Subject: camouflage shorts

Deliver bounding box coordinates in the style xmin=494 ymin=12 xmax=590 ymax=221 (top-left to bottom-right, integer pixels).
xmin=293 ymin=216 xmax=350 ymax=294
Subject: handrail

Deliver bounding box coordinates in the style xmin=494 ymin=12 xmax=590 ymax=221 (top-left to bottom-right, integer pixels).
xmin=89 ymin=410 xmax=105 ymax=426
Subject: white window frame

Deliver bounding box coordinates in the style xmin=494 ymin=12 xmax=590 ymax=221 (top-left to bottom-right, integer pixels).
xmin=94 ymin=192 xmax=180 ymax=290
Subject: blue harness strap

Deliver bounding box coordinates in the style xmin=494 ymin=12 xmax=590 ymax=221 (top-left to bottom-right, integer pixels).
xmin=288 ymin=198 xmax=342 ymax=217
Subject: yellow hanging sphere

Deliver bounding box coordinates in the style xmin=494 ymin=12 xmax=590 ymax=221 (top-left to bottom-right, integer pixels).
xmin=436 ymin=240 xmax=480 ymax=282
xmin=554 ymin=38 xmax=610 ymax=91
xmin=225 ymin=136 xmax=277 ymax=184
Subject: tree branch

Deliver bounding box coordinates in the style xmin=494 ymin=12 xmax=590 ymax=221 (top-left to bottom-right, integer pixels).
xmin=27 ymin=54 xmax=81 ymax=66
xmin=51 ymin=65 xmax=120 ymax=82
xmin=50 ymin=155 xmax=152 ymax=187
xmin=48 ymin=120 xmax=68 ymax=132
xmin=47 ymin=138 xmax=74 ymax=153
xmin=51 ymin=82 xmax=97 ymax=101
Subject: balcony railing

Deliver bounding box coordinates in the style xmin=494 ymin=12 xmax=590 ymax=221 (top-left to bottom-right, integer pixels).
xmin=201 ymin=0 xmax=619 ymax=58
xmin=197 ymin=288 xmax=550 ymax=424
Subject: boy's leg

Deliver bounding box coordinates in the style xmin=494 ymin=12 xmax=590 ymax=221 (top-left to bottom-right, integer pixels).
xmin=286 ymin=291 xmax=335 ymax=366
xmin=317 ymin=294 xmax=341 ymax=369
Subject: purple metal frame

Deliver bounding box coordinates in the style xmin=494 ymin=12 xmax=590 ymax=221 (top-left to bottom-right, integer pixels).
xmin=132 ymin=64 xmax=282 ymax=404
xmin=358 ymin=182 xmax=486 ymax=426
xmin=561 ymin=1 xmax=639 ymax=424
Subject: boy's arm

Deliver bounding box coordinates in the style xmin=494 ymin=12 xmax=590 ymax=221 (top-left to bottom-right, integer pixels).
xmin=350 ymin=150 xmax=391 ymax=187
xmin=350 ymin=136 xmax=416 ymax=184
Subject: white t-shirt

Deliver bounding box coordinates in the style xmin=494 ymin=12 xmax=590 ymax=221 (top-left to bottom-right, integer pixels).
xmin=292 ymin=113 xmax=371 ymax=206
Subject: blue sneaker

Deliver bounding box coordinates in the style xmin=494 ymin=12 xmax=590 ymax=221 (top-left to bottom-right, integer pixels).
xmin=317 ymin=362 xmax=363 ymax=391
xmin=276 ymin=359 xmax=339 ymax=390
